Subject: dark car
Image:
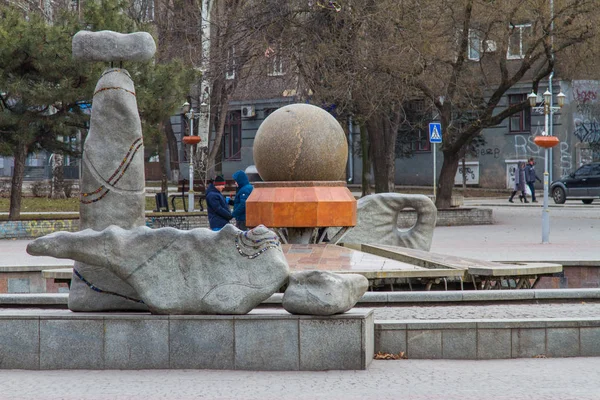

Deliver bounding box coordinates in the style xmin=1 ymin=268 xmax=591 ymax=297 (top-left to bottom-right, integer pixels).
xmin=551 ymin=162 xmax=600 ymax=204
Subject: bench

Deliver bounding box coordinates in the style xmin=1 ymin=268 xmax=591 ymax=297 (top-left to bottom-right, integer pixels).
xmin=169 ymin=179 xmax=237 ymax=212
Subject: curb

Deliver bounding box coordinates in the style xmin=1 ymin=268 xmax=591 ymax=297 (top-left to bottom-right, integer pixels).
xmin=7 ymin=289 xmax=600 ymax=307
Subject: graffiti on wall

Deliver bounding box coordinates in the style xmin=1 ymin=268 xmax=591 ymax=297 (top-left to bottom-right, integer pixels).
xmin=559 ymin=141 xmax=573 ymax=178
xmin=513 ymin=133 xmax=572 ymax=177
xmin=572 ymin=80 xmax=600 ymax=145
xmin=573 ymin=118 xmax=600 ymax=144
xmin=146 ymin=215 xmax=190 ymax=230
xmin=0 ymin=219 xmax=78 ymax=239
xmin=514 ymin=134 xmax=542 ymax=160
xmin=474 ymin=147 xmax=501 ymax=158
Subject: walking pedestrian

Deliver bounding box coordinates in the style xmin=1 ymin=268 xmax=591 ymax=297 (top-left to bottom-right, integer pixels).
xmin=525 ymin=157 xmax=541 ymax=203
xmin=509 ymin=162 xmax=528 ymax=203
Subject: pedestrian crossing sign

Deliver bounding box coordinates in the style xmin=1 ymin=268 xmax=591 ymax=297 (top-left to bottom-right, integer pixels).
xmin=429 ymin=123 xmax=442 ymax=143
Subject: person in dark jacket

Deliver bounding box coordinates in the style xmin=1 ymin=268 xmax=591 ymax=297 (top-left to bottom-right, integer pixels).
xmin=509 ymin=162 xmax=528 ymax=203
xmin=206 ymin=175 xmax=232 ymax=230
xmin=232 ymin=170 xmax=254 ymax=230
xmin=525 ymin=157 xmax=542 ymax=203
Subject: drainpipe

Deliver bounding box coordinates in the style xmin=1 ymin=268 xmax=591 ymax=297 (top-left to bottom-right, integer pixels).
xmin=347 ymin=116 xmax=354 ymax=183
xmin=549 ymin=71 xmax=554 ymax=182
xmin=548 ymin=0 xmax=554 ymax=181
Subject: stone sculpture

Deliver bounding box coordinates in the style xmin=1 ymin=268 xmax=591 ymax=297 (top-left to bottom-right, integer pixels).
xmin=282 ymin=271 xmax=368 ymax=315
xmin=27 ymin=225 xmax=289 ymax=315
xmin=253 ymin=104 xmax=348 ymax=181
xmin=72 ymin=31 xmax=156 ymax=62
xmin=335 ymin=193 xmax=437 ymax=251
xmin=69 ymin=31 xmax=155 ymax=312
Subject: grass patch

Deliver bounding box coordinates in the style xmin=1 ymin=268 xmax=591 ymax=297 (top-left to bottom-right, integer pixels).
xmin=0 ymin=197 xmax=158 ymax=214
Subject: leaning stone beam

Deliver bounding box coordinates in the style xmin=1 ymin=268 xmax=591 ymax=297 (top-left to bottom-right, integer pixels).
xmin=72 ymin=30 xmax=156 ymax=62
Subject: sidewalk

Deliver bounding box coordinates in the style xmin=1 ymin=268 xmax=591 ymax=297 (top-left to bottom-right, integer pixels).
xmin=431 ymin=205 xmax=600 ymax=262
xmin=2 ymin=204 xmax=599 ymax=266
xmin=2 ymin=358 xmax=599 ymax=400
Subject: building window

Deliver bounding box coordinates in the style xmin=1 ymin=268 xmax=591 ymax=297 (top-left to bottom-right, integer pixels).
xmin=131 ymin=0 xmax=154 ymax=22
xmin=266 ymin=43 xmax=284 ymax=76
xmin=223 ymin=111 xmax=242 ymax=160
xmin=398 ymin=100 xmax=431 ymax=154
xmin=412 ymin=130 xmax=431 ymax=152
xmin=226 ymin=46 xmax=235 ymax=80
xmin=468 ymin=29 xmax=481 ymax=61
xmin=508 ymin=94 xmax=531 ymax=133
xmin=263 ymin=107 xmax=278 ymax=118
xmin=507 ymin=24 xmax=531 ymax=59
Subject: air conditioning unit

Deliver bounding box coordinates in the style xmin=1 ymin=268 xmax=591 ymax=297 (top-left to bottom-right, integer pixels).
xmin=241 ymin=105 xmax=256 ymax=118
xmin=484 ymin=40 xmax=497 ymax=52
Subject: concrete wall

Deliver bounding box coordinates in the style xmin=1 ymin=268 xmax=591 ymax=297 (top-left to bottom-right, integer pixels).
xmin=0 ymin=214 xmax=210 ymax=240
xmin=0 ymin=310 xmax=374 ymax=370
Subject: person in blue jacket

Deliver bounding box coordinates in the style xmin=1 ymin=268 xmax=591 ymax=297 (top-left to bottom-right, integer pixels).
xmin=232 ymin=170 xmax=254 ymax=230
xmin=206 ymin=175 xmax=232 ymax=231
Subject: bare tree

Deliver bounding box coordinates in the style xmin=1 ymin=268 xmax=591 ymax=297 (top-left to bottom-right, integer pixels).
xmin=400 ymin=0 xmax=598 ymax=207
xmin=223 ymin=0 xmax=599 ymax=204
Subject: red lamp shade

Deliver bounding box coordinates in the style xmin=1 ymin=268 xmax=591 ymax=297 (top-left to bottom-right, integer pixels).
xmin=533 ymin=135 xmax=560 ymax=148
xmin=182 ymin=136 xmax=201 ymax=145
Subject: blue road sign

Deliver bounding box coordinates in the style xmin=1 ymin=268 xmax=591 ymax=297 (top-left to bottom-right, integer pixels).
xmin=429 ymin=123 xmax=442 ymax=143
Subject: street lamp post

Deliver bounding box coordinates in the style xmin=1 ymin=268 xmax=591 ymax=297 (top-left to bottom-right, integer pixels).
xmin=528 ymin=89 xmax=566 ymax=243
xmin=182 ymin=101 xmax=200 ymax=212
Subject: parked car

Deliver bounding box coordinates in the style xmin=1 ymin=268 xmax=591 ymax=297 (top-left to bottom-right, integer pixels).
xmin=551 ymin=162 xmax=600 ymax=204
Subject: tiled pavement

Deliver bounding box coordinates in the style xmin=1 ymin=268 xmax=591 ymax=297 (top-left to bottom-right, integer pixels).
xmin=2 ymin=358 xmax=600 ymax=400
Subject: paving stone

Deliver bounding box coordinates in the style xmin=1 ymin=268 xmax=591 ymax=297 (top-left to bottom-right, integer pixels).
xmin=7 ymin=278 xmax=30 ymax=293
xmin=299 ymin=319 xmax=362 ymax=370
xmin=375 ymin=329 xmax=406 ymax=355
xmin=546 ymin=328 xmax=580 ymax=357
xmin=580 ymin=327 xmax=600 ymax=356
xmin=407 ymin=330 xmax=442 ymax=359
xmin=234 ymin=319 xmax=299 ymax=371
xmin=40 ymin=319 xmax=104 ymax=369
xmin=0 ymin=319 xmax=39 ymax=369
xmin=442 ymin=329 xmax=476 ymax=359
xmin=104 ymin=319 xmax=169 ymax=369
xmin=511 ymin=328 xmax=546 ymax=358
xmin=477 ymin=328 xmax=511 ymax=359
xmin=169 ymin=319 xmax=234 ymax=369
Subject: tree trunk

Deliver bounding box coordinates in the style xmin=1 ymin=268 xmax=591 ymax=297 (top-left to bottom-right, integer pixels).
xmin=360 ymin=122 xmax=371 ymax=197
xmin=436 ymin=149 xmax=460 ymax=209
xmin=52 ymin=154 xmax=65 ymax=199
xmin=9 ymin=142 xmax=28 ymax=220
xmin=367 ymin=114 xmax=398 ymax=193
xmin=462 ymin=157 xmax=466 ymax=191
xmin=207 ymin=101 xmax=229 ymax=178
xmin=162 ymin=116 xmax=178 ymax=183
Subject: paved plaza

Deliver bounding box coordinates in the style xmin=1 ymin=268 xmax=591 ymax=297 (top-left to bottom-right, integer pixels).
xmin=2 ymin=358 xmax=600 ymax=400
xmin=1 ymin=201 xmax=600 ymax=398
xmin=431 ymin=200 xmax=600 ymax=261
xmin=2 ymin=201 xmax=600 ymax=266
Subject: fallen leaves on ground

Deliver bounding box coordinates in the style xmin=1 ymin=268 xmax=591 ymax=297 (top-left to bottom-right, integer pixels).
xmin=374 ymin=351 xmax=407 ymax=360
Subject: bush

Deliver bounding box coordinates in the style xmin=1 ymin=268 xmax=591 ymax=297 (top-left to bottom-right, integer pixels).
xmin=63 ymin=181 xmax=74 ymax=198
xmin=31 ymin=181 xmax=50 ymax=198
xmin=0 ymin=181 xmax=10 ymax=198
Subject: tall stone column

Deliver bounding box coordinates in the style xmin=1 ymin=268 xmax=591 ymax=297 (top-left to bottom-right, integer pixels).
xmin=69 ymin=31 xmax=156 ymax=311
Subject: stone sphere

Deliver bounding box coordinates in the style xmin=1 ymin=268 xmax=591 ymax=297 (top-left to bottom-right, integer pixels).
xmin=253 ymin=103 xmax=348 ymax=181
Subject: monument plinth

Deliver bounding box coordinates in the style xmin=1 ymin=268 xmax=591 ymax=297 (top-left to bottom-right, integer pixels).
xmin=246 ymin=181 xmax=356 ymax=228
